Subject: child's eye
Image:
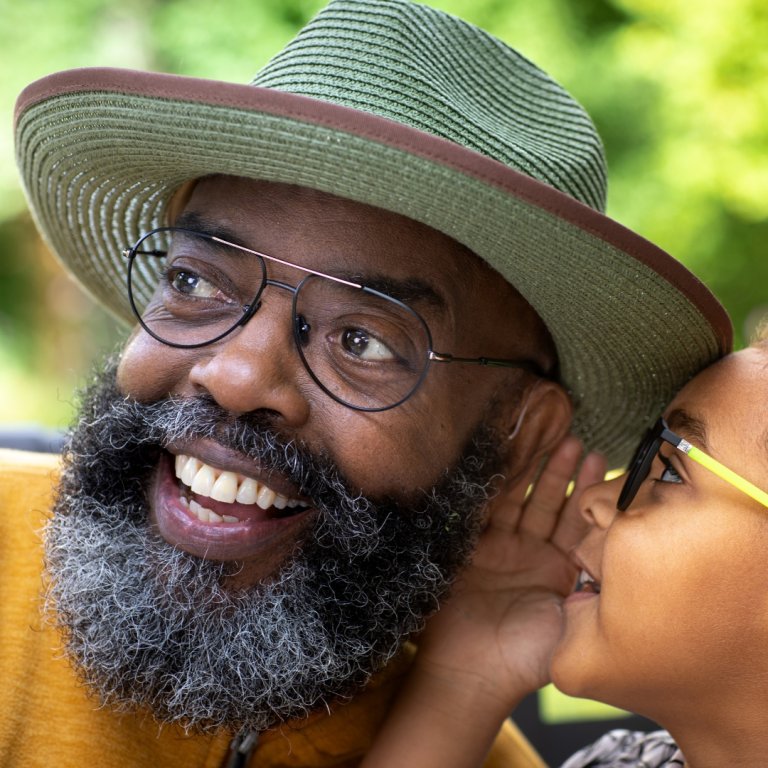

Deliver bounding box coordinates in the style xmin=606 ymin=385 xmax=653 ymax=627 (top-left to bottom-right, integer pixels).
xmin=658 ymin=454 xmax=683 ymax=484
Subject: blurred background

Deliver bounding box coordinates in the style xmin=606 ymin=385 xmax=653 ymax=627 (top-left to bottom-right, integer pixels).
xmin=1 ymin=0 xmax=765 ymax=759
xmin=2 ymin=0 xmax=766 ymax=430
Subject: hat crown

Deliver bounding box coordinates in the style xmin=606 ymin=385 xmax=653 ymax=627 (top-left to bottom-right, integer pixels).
xmin=252 ymin=0 xmax=607 ymax=211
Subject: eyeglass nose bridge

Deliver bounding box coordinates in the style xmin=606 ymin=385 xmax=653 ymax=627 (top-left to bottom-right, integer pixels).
xmin=232 ymin=277 xmax=317 ymax=375
xmin=235 ymin=276 xmax=299 ymax=333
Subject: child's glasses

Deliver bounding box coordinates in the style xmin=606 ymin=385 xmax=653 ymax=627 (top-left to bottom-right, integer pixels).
xmin=618 ymin=417 xmax=768 ymax=511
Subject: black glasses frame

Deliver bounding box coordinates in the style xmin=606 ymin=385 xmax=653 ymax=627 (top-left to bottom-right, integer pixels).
xmin=124 ymin=227 xmax=551 ymax=412
xmin=618 ymin=416 xmax=768 ymax=511
xmin=617 ymin=418 xmax=680 ymax=511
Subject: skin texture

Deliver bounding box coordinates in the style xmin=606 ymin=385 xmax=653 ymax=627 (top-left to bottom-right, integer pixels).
xmin=117 ymin=175 xmax=572 ymax=587
xmin=553 ymin=347 xmax=768 ymax=767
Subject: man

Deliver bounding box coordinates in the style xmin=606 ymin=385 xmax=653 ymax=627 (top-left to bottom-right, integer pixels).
xmin=7 ymin=0 xmax=730 ymax=765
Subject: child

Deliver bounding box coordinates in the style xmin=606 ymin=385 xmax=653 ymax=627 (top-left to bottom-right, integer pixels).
xmin=362 ymin=331 xmax=768 ymax=767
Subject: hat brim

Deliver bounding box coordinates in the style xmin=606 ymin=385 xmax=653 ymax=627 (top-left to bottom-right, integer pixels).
xmin=15 ymin=68 xmax=731 ymax=467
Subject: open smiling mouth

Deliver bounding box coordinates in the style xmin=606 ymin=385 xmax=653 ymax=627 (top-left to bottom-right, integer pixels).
xmin=174 ymin=454 xmax=311 ymax=524
xmin=576 ymin=570 xmax=601 ymax=595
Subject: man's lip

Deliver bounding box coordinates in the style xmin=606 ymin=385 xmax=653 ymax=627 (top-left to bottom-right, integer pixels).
xmin=166 ymin=439 xmax=308 ymax=502
xmin=151 ymin=452 xmax=315 ymax=562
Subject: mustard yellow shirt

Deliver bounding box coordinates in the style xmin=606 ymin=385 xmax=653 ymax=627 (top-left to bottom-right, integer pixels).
xmin=0 ymin=448 xmax=544 ymax=767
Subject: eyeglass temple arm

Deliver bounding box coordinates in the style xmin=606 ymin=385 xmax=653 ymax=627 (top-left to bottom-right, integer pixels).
xmin=675 ymin=439 xmax=768 ymax=509
xmin=429 ymin=351 xmax=550 ymax=379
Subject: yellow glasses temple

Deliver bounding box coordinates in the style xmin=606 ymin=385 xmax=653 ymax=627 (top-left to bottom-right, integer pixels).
xmin=678 ymin=441 xmax=768 ymax=509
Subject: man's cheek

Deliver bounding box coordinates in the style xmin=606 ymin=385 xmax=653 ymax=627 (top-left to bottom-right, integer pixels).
xmin=117 ymin=332 xmax=155 ymax=397
xmin=329 ymin=422 xmax=466 ymax=498
xmin=117 ymin=332 xmax=190 ymax=401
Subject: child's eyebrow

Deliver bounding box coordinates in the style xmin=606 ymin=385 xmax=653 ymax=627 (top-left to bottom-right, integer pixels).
xmin=666 ymin=408 xmax=709 ymax=450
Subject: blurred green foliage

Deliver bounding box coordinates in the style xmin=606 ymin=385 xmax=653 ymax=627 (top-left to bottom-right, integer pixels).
xmin=0 ymin=0 xmax=766 ymax=428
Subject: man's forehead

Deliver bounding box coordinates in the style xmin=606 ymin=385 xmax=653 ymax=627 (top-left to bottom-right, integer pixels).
xmin=179 ymin=175 xmax=506 ymax=314
xmin=174 ymin=207 xmax=449 ymax=312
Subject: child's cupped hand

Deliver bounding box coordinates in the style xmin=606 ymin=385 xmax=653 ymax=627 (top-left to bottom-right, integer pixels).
xmin=412 ymin=435 xmax=607 ymax=715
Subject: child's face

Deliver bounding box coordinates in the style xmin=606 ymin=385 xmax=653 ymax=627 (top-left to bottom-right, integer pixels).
xmin=550 ymin=347 xmax=768 ymax=723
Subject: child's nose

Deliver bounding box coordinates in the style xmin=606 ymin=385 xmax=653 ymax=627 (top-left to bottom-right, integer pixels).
xmin=579 ymin=475 xmax=623 ymax=529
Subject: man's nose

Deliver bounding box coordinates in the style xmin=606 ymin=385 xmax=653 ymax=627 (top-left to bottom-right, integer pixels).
xmin=187 ymin=296 xmax=311 ymax=425
xmin=579 ymin=475 xmax=623 ymax=529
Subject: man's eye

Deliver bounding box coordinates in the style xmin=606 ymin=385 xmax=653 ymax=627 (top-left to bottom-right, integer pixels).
xmin=169 ymin=269 xmax=221 ymax=299
xmin=341 ymin=328 xmax=396 ymax=361
xmin=658 ymin=455 xmax=683 ymax=484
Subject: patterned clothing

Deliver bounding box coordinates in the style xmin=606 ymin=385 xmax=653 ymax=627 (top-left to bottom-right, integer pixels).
xmin=560 ymin=729 xmax=684 ymax=768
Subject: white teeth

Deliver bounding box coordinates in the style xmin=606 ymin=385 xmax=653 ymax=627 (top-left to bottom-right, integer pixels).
xmin=211 ymin=471 xmax=239 ymax=503
xmin=180 ymin=456 xmax=201 ymax=488
xmin=188 ymin=499 xmax=239 ymax=525
xmin=256 ymin=486 xmax=277 ymax=510
xmin=190 ymin=499 xmax=225 ymax=524
xmin=577 ymin=570 xmax=601 ymax=594
xmin=190 ymin=463 xmax=216 ymax=496
xmin=173 ymin=454 xmax=307 ymax=512
xmin=235 ymin=478 xmax=259 ymax=505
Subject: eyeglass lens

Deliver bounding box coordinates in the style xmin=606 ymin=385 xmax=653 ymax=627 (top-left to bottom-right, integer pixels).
xmin=617 ymin=420 xmax=664 ymax=511
xmin=127 ymin=228 xmax=433 ymax=411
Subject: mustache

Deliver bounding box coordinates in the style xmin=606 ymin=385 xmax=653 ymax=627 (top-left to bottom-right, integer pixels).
xmin=64 ymin=369 xmax=351 ymax=500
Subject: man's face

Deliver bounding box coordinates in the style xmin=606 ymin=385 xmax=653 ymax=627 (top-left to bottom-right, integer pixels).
xmin=117 ymin=176 xmax=556 ymax=586
xmin=46 ymin=176 xmax=564 ymax=733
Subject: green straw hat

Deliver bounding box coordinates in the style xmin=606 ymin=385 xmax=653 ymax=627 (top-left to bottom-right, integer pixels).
xmin=14 ymin=0 xmax=731 ymax=467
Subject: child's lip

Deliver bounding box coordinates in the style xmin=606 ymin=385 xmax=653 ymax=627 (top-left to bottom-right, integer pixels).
xmin=570 ymin=552 xmax=601 ymax=594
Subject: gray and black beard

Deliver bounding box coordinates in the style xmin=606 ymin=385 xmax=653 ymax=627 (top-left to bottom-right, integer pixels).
xmin=45 ymin=362 xmax=506 ymax=735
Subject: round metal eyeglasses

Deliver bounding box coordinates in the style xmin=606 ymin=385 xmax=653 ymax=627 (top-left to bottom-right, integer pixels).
xmin=124 ymin=227 xmax=549 ymax=412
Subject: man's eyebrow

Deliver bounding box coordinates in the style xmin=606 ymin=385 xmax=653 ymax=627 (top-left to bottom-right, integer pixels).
xmin=173 ymin=212 xmax=244 ymax=245
xmin=172 ymin=212 xmax=447 ymax=310
xmin=666 ymin=407 xmax=709 ymax=450
xmin=342 ymin=273 xmax=446 ymax=310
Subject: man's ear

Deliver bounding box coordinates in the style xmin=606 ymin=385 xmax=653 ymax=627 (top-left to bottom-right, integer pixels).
xmin=503 ymin=380 xmax=573 ymax=482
